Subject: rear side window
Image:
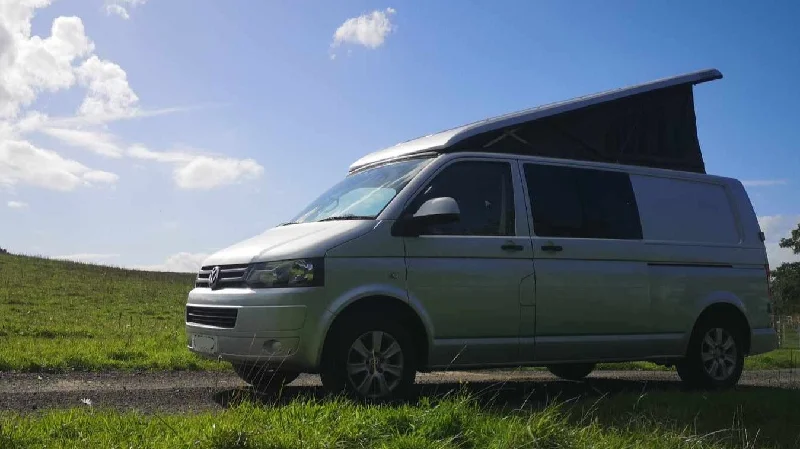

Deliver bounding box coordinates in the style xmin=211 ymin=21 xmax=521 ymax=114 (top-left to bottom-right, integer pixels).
xmin=405 ymin=161 xmax=516 ymax=236
xmin=524 ymin=163 xmax=642 ymax=240
xmin=630 ymin=174 xmax=740 ymax=244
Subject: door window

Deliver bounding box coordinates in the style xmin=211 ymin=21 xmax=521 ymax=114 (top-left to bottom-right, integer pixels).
xmin=406 ymin=161 xmax=516 ymax=236
xmin=524 ymin=163 xmax=642 ymax=239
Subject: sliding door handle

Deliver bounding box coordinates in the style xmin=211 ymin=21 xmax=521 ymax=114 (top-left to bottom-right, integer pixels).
xmin=540 ymin=244 xmax=563 ymax=252
xmin=501 ymin=243 xmax=525 ymax=252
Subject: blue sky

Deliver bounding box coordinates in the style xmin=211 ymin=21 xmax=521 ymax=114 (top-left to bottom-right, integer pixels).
xmin=1 ymin=0 xmax=798 ymax=271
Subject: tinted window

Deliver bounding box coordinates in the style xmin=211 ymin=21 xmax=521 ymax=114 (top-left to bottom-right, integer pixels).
xmin=524 ymin=163 xmax=642 ymax=239
xmin=630 ymin=175 xmax=739 ymax=244
xmin=406 ymin=161 xmax=516 ymax=236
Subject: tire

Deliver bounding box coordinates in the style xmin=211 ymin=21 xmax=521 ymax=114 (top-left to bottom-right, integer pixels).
xmin=320 ymin=313 xmax=417 ymax=401
xmin=676 ymin=317 xmax=744 ymax=389
xmin=232 ymin=362 xmax=300 ymax=391
xmin=547 ymin=362 xmax=596 ymax=381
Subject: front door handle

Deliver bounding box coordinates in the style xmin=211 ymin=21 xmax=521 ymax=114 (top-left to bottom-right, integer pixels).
xmin=501 ymin=243 xmax=525 ymax=252
xmin=540 ymin=244 xmax=563 ymax=252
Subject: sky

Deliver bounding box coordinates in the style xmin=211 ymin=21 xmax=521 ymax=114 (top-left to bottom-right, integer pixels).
xmin=1 ymin=0 xmax=798 ymax=272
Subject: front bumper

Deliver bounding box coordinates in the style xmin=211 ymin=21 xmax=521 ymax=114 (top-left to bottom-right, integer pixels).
xmin=749 ymin=327 xmax=779 ymax=355
xmin=184 ymin=287 xmax=327 ymax=372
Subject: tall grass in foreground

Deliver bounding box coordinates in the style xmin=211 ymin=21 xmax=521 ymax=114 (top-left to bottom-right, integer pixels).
xmin=6 ymin=388 xmax=800 ymax=449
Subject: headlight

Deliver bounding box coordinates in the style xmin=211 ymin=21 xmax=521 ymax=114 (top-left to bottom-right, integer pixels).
xmin=245 ymin=258 xmax=324 ymax=288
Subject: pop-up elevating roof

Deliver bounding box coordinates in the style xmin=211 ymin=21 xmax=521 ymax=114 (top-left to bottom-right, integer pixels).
xmin=349 ymin=68 xmax=722 ymax=174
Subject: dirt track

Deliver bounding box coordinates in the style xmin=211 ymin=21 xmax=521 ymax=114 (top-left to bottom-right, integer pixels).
xmin=1 ymin=369 xmax=798 ymax=414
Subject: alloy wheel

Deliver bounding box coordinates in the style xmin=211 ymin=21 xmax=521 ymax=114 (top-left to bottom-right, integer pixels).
xmin=345 ymin=330 xmax=405 ymax=399
xmin=699 ymin=327 xmax=738 ymax=381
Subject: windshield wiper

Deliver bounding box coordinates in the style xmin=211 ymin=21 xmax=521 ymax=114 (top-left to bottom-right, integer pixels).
xmin=317 ymin=215 xmax=374 ymax=222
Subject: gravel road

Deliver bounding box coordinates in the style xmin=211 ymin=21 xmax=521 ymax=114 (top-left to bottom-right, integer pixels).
xmin=1 ymin=369 xmax=798 ymax=414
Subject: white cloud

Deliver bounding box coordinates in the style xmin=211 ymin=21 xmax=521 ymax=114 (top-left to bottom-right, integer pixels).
xmin=758 ymin=215 xmax=800 ymax=268
xmin=105 ymin=4 xmax=129 ymax=20
xmin=136 ymin=251 xmax=209 ymax=273
xmin=52 ymin=253 xmax=120 ymax=263
xmin=128 ymin=145 xmax=264 ymax=190
xmin=76 ymin=55 xmax=139 ymax=118
xmin=175 ymin=156 xmax=263 ymax=190
xmin=0 ymin=139 xmax=118 ymax=191
xmin=331 ymin=7 xmax=396 ymax=56
xmin=0 ymin=1 xmax=132 ymax=192
xmin=742 ymin=179 xmax=788 ymax=187
xmin=1 ymin=1 xmax=247 ymax=198
xmin=7 ymin=200 xmax=27 ymax=208
xmin=765 ymin=242 xmax=800 ymax=268
xmin=758 ymin=215 xmax=800 ymax=241
xmin=40 ymin=127 xmax=123 ymax=157
xmin=82 ymin=169 xmax=119 ymax=184
xmin=104 ymin=0 xmax=147 ymax=20
xmin=0 ymin=9 xmax=95 ymax=118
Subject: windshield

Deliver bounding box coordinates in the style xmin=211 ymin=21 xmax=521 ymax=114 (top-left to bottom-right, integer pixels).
xmin=289 ymin=157 xmax=433 ymax=224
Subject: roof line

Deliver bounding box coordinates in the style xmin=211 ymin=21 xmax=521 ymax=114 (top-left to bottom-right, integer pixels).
xmin=441 ymin=68 xmax=722 ymax=148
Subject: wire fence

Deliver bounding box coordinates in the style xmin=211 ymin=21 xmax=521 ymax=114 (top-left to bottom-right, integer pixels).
xmin=773 ymin=315 xmax=800 ymax=349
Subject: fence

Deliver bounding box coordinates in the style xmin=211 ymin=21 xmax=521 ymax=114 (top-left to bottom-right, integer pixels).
xmin=773 ymin=315 xmax=800 ymax=349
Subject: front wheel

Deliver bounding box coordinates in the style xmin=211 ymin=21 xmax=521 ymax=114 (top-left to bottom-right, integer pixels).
xmin=232 ymin=362 xmax=300 ymax=391
xmin=547 ymin=362 xmax=596 ymax=381
xmin=676 ymin=319 xmax=744 ymax=389
xmin=320 ymin=315 xmax=417 ymax=401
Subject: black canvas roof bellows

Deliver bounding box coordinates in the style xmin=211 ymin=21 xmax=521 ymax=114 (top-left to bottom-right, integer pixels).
xmin=448 ymin=82 xmax=708 ymax=174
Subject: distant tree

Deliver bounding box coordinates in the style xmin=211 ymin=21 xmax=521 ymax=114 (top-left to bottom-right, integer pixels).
xmin=771 ymin=262 xmax=800 ymax=315
xmin=0 ymin=247 xmax=7 ymax=255
xmin=779 ymin=222 xmax=800 ymax=254
xmin=771 ymin=221 xmax=800 ymax=315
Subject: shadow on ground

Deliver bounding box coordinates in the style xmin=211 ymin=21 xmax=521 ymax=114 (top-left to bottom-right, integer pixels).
xmin=212 ymin=376 xmax=759 ymax=409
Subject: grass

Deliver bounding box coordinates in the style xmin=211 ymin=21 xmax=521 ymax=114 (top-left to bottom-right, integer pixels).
xmin=0 ymin=253 xmax=226 ymax=372
xmin=2 ymin=388 xmax=800 ymax=449
xmin=0 ymin=252 xmax=797 ymax=373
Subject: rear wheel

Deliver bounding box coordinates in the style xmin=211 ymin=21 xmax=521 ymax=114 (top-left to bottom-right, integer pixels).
xmin=320 ymin=314 xmax=417 ymax=401
xmin=232 ymin=362 xmax=299 ymax=391
xmin=676 ymin=318 xmax=744 ymax=389
xmin=547 ymin=362 xmax=596 ymax=381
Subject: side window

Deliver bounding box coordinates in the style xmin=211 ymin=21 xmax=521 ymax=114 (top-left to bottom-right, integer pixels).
xmin=406 ymin=161 xmax=516 ymax=236
xmin=524 ymin=163 xmax=642 ymax=240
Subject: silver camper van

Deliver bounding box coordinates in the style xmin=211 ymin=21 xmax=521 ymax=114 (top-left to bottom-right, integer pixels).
xmin=185 ymin=68 xmax=778 ymax=400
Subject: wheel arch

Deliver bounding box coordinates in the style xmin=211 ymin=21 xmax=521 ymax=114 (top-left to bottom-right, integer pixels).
xmin=316 ymin=293 xmax=432 ymax=370
xmin=685 ymin=301 xmax=753 ymax=355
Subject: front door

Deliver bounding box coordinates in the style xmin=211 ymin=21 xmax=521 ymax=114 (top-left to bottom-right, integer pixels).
xmin=402 ymin=158 xmax=535 ymax=368
xmin=519 ymin=162 xmax=653 ymax=363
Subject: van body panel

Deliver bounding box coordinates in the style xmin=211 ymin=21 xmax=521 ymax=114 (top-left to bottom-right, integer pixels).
xmin=186 ymin=149 xmax=778 ymax=379
xmin=312 ymin=258 xmax=415 ymax=371
xmin=201 ymin=220 xmax=376 ymax=266
xmin=533 ymin=333 xmax=684 ymax=363
xmin=527 ymin=239 xmax=650 ymax=337
xmin=401 ymin=158 xmax=535 ymax=366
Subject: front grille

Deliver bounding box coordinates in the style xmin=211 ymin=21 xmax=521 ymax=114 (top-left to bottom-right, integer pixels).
xmin=195 ymin=264 xmax=249 ymax=289
xmin=186 ymin=306 xmax=238 ymax=328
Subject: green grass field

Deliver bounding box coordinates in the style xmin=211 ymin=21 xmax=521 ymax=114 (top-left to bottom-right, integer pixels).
xmin=0 ymin=252 xmax=797 ymax=373
xmin=3 ymin=388 xmax=800 ymax=448
xmin=0 ymin=253 xmax=225 ymax=372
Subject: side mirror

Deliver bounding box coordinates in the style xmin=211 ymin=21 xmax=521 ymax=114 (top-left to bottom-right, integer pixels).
xmin=393 ymin=197 xmax=460 ymax=237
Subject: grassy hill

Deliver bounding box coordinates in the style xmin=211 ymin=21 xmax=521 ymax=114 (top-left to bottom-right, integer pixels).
xmin=0 ymin=253 xmax=225 ymax=372
xmin=0 ymin=252 xmax=796 ymax=373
